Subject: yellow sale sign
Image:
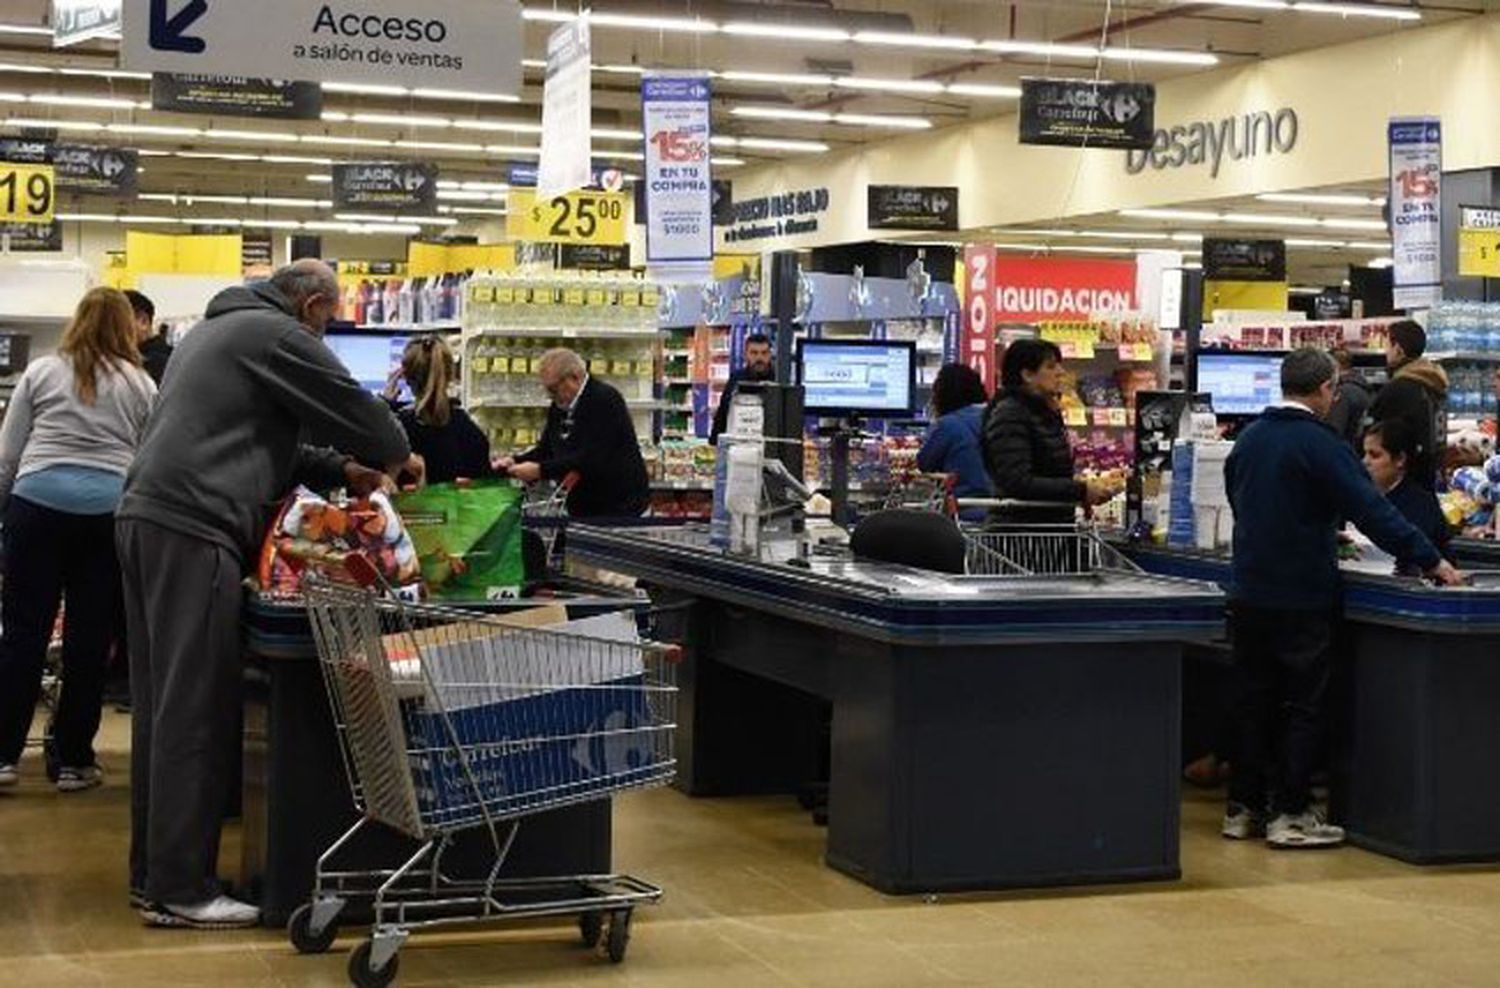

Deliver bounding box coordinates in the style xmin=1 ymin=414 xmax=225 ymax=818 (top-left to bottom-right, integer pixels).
xmin=507 ymin=189 xmax=628 ymax=245
xmin=0 ymin=162 xmax=54 ymax=224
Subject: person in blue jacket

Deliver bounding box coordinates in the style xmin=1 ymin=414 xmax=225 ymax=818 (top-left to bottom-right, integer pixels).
xmin=1222 ymin=348 xmax=1462 ymax=851
xmin=917 ymin=364 xmax=993 ymax=521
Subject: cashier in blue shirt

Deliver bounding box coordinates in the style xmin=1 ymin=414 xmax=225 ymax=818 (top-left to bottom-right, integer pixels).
xmin=917 ymin=364 xmax=994 ymax=521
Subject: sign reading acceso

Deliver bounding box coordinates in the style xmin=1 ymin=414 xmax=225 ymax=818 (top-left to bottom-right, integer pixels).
xmin=122 ymin=0 xmax=522 ymax=95
xmin=1020 ymin=79 xmax=1155 ymax=151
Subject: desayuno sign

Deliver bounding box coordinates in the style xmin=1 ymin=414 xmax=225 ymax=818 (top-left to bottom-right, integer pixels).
xmin=123 ymin=0 xmax=522 ymax=94
xmin=1126 ymin=108 xmax=1300 ymax=178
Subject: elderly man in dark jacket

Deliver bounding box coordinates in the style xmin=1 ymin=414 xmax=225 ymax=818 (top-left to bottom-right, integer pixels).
xmin=118 ymin=259 xmax=421 ymax=929
xmin=981 ymin=339 xmax=1117 ymax=525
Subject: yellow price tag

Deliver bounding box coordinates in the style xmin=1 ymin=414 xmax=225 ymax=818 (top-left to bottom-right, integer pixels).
xmin=620 ymin=289 xmax=640 ymax=308
xmin=564 ymin=288 xmax=586 ymax=306
xmin=0 ymin=162 xmax=54 ymax=224
xmin=1459 ymin=227 xmax=1500 ymax=278
xmin=496 ymin=287 xmax=515 ymax=305
xmin=471 ymin=357 xmax=490 ymax=373
xmin=611 ymin=360 xmax=632 ymax=375
xmin=1064 ymin=407 xmax=1087 ymax=427
xmin=507 ymin=189 xmax=629 ymax=245
xmin=492 ymin=357 xmax=511 ymax=373
xmin=1107 ymin=408 xmax=1129 ymax=427
xmin=470 ymin=285 xmax=494 ymax=304
xmin=586 ymin=289 xmax=607 ymax=307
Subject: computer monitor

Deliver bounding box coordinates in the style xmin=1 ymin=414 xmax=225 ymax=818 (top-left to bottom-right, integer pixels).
xmin=796 ymin=339 xmax=916 ymax=418
xmin=324 ymin=330 xmax=411 ymax=402
xmin=1197 ymin=351 xmax=1284 ymax=417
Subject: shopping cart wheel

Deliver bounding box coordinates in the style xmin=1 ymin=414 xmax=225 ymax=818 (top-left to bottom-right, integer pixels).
xmin=578 ymin=911 xmax=604 ymax=949
xmin=348 ymin=939 xmax=399 ymax=988
xmin=606 ymin=909 xmax=632 ymax=964
xmin=288 ymin=902 xmax=339 ymax=955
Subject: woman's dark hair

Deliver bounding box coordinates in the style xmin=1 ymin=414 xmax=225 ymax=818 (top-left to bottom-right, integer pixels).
xmin=402 ymin=335 xmax=456 ymax=427
xmin=1365 ymin=417 xmax=1422 ymax=465
xmin=1000 ymin=338 xmax=1063 ymax=392
xmin=931 ymin=363 xmax=989 ymax=417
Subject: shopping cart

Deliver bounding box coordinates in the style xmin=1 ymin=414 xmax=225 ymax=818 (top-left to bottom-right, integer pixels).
xmin=881 ymin=471 xmax=957 ymax=517
xmin=957 ymin=503 xmax=1142 ymax=577
xmin=291 ymin=570 xmax=678 ymax=988
xmin=522 ymin=471 xmax=579 ymax=569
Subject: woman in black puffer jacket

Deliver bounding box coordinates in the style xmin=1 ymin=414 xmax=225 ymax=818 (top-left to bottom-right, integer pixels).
xmin=981 ymin=339 xmax=1116 ymax=526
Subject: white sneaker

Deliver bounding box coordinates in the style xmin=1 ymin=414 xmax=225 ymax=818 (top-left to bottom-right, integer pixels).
xmin=0 ymin=763 xmax=17 ymax=787
xmin=56 ymin=765 xmax=103 ymax=793
xmin=142 ymin=895 xmax=261 ymax=930
xmin=1267 ymin=810 xmax=1345 ymax=849
xmin=1221 ymin=802 xmax=1267 ymax=840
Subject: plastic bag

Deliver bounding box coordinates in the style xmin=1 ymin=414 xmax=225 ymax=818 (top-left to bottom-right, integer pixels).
xmin=395 ymin=479 xmax=526 ymax=601
xmin=258 ymin=487 xmax=423 ymax=597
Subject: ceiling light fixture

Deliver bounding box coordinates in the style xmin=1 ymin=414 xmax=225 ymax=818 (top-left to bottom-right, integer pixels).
xmin=354 ymin=112 xmax=452 ymax=128
xmin=1257 ymin=192 xmax=1384 ymax=207
xmin=204 ymin=129 xmax=300 ymax=143
xmin=439 ymin=206 xmax=510 ymax=217
xmin=852 ymin=31 xmax=978 ymax=50
xmin=1099 ymin=47 xmax=1221 ymax=66
xmin=731 ymin=106 xmax=931 ymax=129
xmin=0 ymin=25 xmax=54 ymax=37
xmin=944 ymin=83 xmax=1023 ymax=98
xmin=590 ymin=12 xmax=716 ymax=33
xmin=722 ymin=22 xmax=850 ymax=42
xmin=1292 ymin=2 xmax=1421 ymax=21
xmin=833 ymin=77 xmax=945 ymax=95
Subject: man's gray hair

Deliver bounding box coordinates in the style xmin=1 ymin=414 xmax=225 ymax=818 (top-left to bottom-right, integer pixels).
xmin=539 ymin=347 xmax=587 ymax=379
xmin=269 ymin=258 xmax=339 ymax=306
xmin=1281 ymin=346 xmax=1338 ymax=398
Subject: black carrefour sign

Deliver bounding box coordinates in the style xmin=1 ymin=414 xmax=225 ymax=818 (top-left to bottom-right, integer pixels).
xmin=151 ymin=73 xmax=323 ymax=120
xmin=0 ymin=221 xmax=63 ymax=252
xmin=1202 ymin=238 xmax=1287 ymax=283
xmin=559 ymin=244 xmax=631 ymax=270
xmin=0 ymin=140 xmax=137 ymax=196
xmin=332 ymin=162 xmax=438 ymax=211
xmin=868 ymin=185 xmax=959 ymax=231
xmin=1019 ymin=78 xmax=1155 ymax=151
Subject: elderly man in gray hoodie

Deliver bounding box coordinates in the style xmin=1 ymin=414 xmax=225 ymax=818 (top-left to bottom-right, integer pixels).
xmin=117 ymin=259 xmax=420 ymax=929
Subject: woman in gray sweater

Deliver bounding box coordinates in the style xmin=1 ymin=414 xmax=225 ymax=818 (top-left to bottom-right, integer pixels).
xmin=0 ymin=287 xmax=156 ymax=792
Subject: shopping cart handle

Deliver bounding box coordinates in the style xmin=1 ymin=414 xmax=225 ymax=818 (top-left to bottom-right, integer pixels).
xmin=560 ymin=471 xmax=581 ymax=493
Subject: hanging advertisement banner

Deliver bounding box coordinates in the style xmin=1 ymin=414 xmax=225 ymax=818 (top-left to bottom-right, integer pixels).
xmin=242 ymin=231 xmax=275 ymax=277
xmin=53 ymin=0 xmax=121 ymax=47
xmin=0 ymin=140 xmax=138 ymax=197
xmin=1020 ymin=78 xmax=1155 ymax=151
xmin=641 ymin=73 xmax=713 ymax=264
xmin=332 ymin=162 xmax=438 ymax=211
xmin=1457 ymin=204 xmax=1500 ymax=279
xmin=1202 ymin=239 xmax=1287 ymax=282
xmin=1388 ymin=117 xmax=1443 ymax=311
xmin=867 ymin=185 xmax=959 ymax=231
xmin=0 ymin=220 xmax=63 ymax=252
xmin=962 ymin=245 xmax=998 ymax=394
xmin=991 ymin=257 xmax=1138 ymax=323
xmin=122 ymin=0 xmax=522 ymax=95
xmin=150 ymin=73 xmax=323 ymax=120
xmin=537 ymin=18 xmax=592 ymax=199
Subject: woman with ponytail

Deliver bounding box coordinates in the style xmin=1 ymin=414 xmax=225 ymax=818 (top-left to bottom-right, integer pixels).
xmin=386 ymin=335 xmax=491 ymax=484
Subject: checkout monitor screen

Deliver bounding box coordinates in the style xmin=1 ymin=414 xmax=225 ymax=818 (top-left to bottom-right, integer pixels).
xmin=324 ymin=331 xmax=411 ymax=402
xmin=798 ymin=340 xmax=916 ymax=418
xmin=1197 ymin=352 xmax=1284 ymax=417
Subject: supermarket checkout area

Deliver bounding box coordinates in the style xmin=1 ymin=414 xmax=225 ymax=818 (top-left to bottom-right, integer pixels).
xmin=237 ymin=579 xmax=649 ymax=927
xmin=1121 ymin=537 xmax=1500 ymax=865
xmin=566 ymin=523 xmax=1224 ymax=895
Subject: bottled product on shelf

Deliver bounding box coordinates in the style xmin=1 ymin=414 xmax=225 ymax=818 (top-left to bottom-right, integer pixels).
xmin=342 ymin=272 xmax=467 ymax=328
xmin=1428 ymin=301 xmax=1500 ymax=355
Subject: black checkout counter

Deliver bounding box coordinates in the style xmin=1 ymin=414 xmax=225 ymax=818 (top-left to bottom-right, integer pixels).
xmin=238 ymin=584 xmax=649 ymax=927
xmin=567 ymin=524 xmax=1225 ymax=895
xmin=1122 ymin=538 xmax=1500 ymax=865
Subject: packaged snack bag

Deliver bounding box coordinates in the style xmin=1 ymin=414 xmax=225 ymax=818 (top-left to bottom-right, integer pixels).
xmin=258 ymin=487 xmax=423 ymax=597
xmin=396 ymin=479 xmax=527 ymax=601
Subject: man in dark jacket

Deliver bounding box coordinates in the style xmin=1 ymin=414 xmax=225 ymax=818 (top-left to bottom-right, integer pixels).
xmin=500 ymin=347 xmax=650 ymax=517
xmin=1223 ymin=348 xmax=1461 ymax=850
xmin=125 ymin=289 xmax=172 ymax=386
xmin=1369 ymin=320 xmax=1447 ymax=489
xmin=118 ymin=260 xmax=419 ymax=929
xmin=1324 ymin=347 xmax=1373 ymax=452
xmin=710 ymin=332 xmax=775 ymax=443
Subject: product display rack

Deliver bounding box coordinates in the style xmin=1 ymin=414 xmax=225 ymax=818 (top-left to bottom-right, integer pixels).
xmin=461 ymin=271 xmax=667 ymax=456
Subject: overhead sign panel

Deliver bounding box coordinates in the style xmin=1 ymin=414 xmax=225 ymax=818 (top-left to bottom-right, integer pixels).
xmin=53 ymin=0 xmax=121 ymax=47
xmin=1019 ymin=78 xmax=1155 ymax=151
xmin=0 ymin=140 xmax=137 ymax=197
xmin=122 ymin=0 xmax=523 ymax=95
xmin=151 ymin=73 xmax=323 ymax=119
xmin=642 ymin=73 xmax=714 ymax=264
xmin=508 ymin=189 xmax=628 ymax=246
xmin=537 ymin=18 xmax=592 ymax=199
xmin=0 ymin=220 xmax=63 ymax=252
xmin=1202 ymin=239 xmax=1287 ymax=283
xmin=332 ymin=162 xmax=438 ymax=211
xmin=868 ymin=185 xmax=959 ymax=231
xmin=1388 ymin=116 xmax=1442 ymax=311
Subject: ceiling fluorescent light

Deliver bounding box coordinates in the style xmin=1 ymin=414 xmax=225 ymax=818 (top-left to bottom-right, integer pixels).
xmin=108 ymin=124 xmax=202 ymax=137
xmin=58 ymin=68 xmax=153 ymax=81
xmin=1120 ymin=208 xmax=1221 ymax=222
xmin=945 ymin=83 xmax=1022 ymax=98
xmin=4 ymin=117 xmax=103 ymax=131
xmin=592 ymin=13 xmax=716 ymax=33
xmin=28 ymin=95 xmax=138 ymax=110
xmin=1170 ymin=232 xmax=1205 ymax=242
xmin=1222 ymin=212 xmax=1321 ymax=227
xmin=731 ymin=107 xmax=832 ymax=124
xmin=1258 ymin=192 xmax=1382 ymax=206
xmin=185 ymin=218 xmax=245 ymax=227
xmin=1293 ymin=2 xmax=1421 ymax=21
xmin=981 ymin=40 xmax=1098 ymax=59
xmin=0 ymin=25 xmax=54 ymax=37
xmin=1346 ymin=240 xmax=1392 ymax=249
xmin=301 ymin=135 xmax=394 ymax=148
xmin=411 ymin=88 xmax=521 ymax=103
xmin=520 ymin=9 xmax=573 ymax=24
xmin=833 ymin=78 xmax=945 ymax=95
xmin=393 ymin=140 xmax=484 ymax=152
xmin=263 ymin=154 xmax=335 ymax=165
xmin=206 ymin=129 xmax=300 ymax=143
xmin=1100 ymin=48 xmax=1220 ymax=66
xmin=353 ymin=112 xmax=452 ymax=128
xmin=721 ymin=70 xmax=833 ymax=87
xmin=597 ymin=64 xmax=647 ymax=76
xmin=595 ymin=150 xmax=645 ymax=161
xmin=457 ymin=181 xmax=511 ymax=192
xmin=1319 ymin=218 xmax=1389 ymax=231
xmin=833 ymin=112 xmax=932 ymax=129
xmin=715 ymin=136 xmax=830 ymax=153
xmin=321 ymin=82 xmax=409 ymax=97
xmin=485 ymin=144 xmax=541 ymax=156
xmin=1285 ymin=238 xmax=1351 ymax=247
xmin=723 ymin=22 xmax=850 ymax=42
xmin=306 ymin=174 xmax=333 ymax=183
xmin=437 ymin=190 xmax=503 ymax=202
xmin=711 ymin=157 xmax=745 ymax=167
xmin=1205 ymin=0 xmax=1291 ymax=8
xmin=0 ymin=63 xmax=51 ymax=75
xmin=852 ymin=31 xmax=978 ymax=50
xmin=248 ymin=197 xmax=328 ymax=208
xmin=335 ymin=212 xmax=457 ymax=227
xmin=590 ymin=127 xmax=640 ymax=141
xmin=439 ymin=206 xmax=510 ymax=216
xmin=453 ymin=119 xmax=543 ymax=134
xmin=1367 ymin=256 xmax=1396 ymax=267
xmin=0 ymin=93 xmax=27 ymax=103
xmin=321 ymin=111 xmax=350 ymax=122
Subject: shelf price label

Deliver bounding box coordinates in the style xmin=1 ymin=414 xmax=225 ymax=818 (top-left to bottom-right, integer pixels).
xmin=1064 ymin=407 xmax=1088 ymax=427
xmin=1124 ymin=343 xmax=1155 ymax=362
xmin=508 ymin=188 xmax=629 ymax=245
xmin=1459 ymin=227 xmax=1500 ymax=278
xmin=0 ymin=162 xmax=54 ymax=224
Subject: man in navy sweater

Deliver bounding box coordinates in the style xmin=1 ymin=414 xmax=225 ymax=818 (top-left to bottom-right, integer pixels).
xmin=1223 ymin=348 xmax=1462 ymax=849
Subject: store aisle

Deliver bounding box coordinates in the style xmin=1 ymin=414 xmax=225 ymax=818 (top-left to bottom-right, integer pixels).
xmin=4 ymin=711 xmax=1500 ymax=987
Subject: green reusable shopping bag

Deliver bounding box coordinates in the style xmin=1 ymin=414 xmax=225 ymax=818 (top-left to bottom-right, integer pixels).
xmin=395 ymin=479 xmax=527 ymax=601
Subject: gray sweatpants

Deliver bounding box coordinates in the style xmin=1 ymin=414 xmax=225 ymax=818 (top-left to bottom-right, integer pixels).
xmin=118 ymin=518 xmax=244 ymax=905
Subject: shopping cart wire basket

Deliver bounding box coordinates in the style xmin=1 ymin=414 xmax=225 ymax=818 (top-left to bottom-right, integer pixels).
xmin=291 ymin=571 xmax=678 ymax=988
xmin=955 ymin=502 xmax=1142 ymax=577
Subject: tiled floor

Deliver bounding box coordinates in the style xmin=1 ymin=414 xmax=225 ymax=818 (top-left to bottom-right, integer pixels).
xmin=5 ymin=710 xmax=1500 ymax=986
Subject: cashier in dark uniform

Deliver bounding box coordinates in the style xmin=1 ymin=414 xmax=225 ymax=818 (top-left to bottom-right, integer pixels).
xmin=497 ymin=347 xmax=650 ymax=518
xmin=710 ymin=332 xmax=775 ymax=444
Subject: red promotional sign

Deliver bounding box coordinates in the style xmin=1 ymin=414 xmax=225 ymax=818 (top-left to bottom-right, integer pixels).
xmin=962 ymin=244 xmax=998 ymax=393
xmin=991 ymin=257 xmax=1138 ymax=322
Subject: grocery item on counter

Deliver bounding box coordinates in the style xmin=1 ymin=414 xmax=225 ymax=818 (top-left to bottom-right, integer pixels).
xmin=395 ymin=480 xmax=527 ymax=601
xmin=258 ymin=487 xmax=423 ymax=598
